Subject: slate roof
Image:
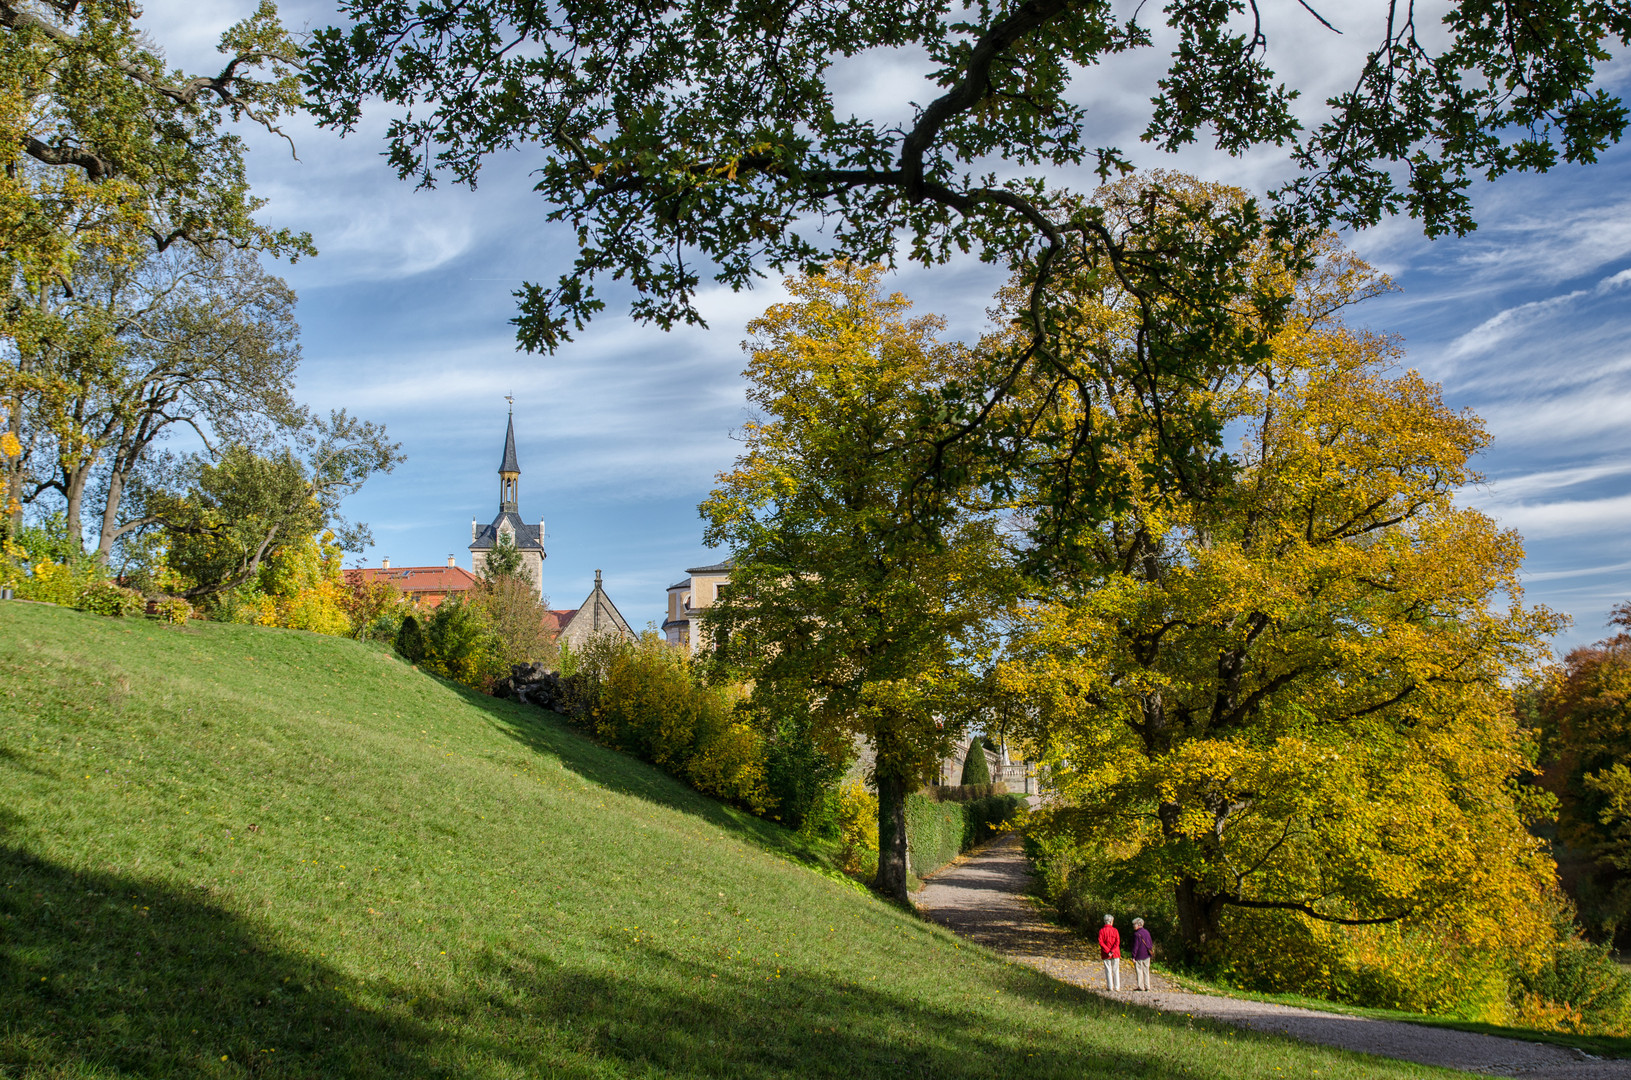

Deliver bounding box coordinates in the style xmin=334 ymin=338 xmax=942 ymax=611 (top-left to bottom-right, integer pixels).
xmin=685 ymin=558 xmax=734 ymax=575
xmin=469 ymin=512 xmax=544 ymax=551
xmin=499 ymin=413 xmax=520 ymax=474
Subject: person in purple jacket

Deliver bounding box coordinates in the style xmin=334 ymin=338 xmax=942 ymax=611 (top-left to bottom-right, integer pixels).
xmin=1130 ymin=917 xmax=1154 ymax=991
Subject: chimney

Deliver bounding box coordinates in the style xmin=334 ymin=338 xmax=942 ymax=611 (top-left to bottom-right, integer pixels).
xmin=381 ymin=557 xmax=390 ymax=570
xmin=447 ymin=554 xmax=456 ymax=568
xmin=471 ymin=517 xmax=478 ymax=541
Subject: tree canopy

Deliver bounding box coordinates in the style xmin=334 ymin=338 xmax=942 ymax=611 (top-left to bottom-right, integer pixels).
xmin=701 ymin=262 xmax=1016 ymax=900
xmin=999 ymin=195 xmax=1561 ymax=955
xmin=307 ymin=0 xmax=1631 ymax=350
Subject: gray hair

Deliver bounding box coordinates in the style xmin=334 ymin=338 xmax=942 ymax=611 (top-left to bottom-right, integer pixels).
xmin=1133 ymin=917 xmax=1145 ymax=928
xmin=1102 ymin=914 xmax=1114 ymax=925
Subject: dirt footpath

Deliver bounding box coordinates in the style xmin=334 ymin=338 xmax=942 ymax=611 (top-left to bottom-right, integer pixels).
xmin=914 ymin=834 xmax=1631 ymax=1079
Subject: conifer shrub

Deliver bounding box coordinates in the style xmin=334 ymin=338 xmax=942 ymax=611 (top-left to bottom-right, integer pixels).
xmin=959 ymin=737 xmax=992 ymax=785
xmin=394 ymin=614 xmax=426 ymax=664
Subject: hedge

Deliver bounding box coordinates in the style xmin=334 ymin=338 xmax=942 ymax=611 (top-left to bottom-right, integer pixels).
xmin=905 ymin=791 xmax=1028 ymax=878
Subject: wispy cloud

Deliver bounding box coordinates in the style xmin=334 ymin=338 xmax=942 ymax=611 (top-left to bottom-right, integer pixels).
xmin=1440 ymin=268 xmax=1631 ymax=363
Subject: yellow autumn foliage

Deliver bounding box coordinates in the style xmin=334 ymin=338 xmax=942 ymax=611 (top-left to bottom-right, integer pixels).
xmin=1008 ymin=175 xmax=1571 ymax=1017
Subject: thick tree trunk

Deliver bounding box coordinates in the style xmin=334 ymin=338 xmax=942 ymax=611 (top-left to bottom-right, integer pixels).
xmin=1173 ymin=876 xmax=1225 ymax=958
xmin=874 ymin=772 xmax=911 ymax=903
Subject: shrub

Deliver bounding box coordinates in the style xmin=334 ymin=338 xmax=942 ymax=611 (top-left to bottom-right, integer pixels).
xmin=15 ymin=559 xmax=91 ymax=606
xmin=927 ymin=782 xmax=1007 ymax=802
xmin=468 ymin=572 xmax=555 ymax=669
xmin=74 ymin=579 xmax=146 ymax=617
xmin=395 ymin=615 xmax=426 ymax=664
xmin=905 ymin=793 xmax=964 ymax=876
xmin=762 ymin=711 xmax=850 ymax=831
xmin=421 ymin=597 xmax=503 ymax=689
xmin=590 ymin=635 xmax=771 ymax=811
xmin=959 ymin=737 xmax=991 ymax=785
xmin=1513 ymin=905 xmax=1631 ymax=1034
xmin=962 ymin=793 xmax=1026 ymax=848
xmin=833 ymin=781 xmax=879 ymax=876
xmin=154 ymin=597 xmax=192 ymax=624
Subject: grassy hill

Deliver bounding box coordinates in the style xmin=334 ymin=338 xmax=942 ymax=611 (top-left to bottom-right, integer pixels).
xmin=0 ymin=602 xmax=1447 ymax=1079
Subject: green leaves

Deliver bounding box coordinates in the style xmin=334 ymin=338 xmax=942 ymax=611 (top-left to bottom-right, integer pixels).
xmin=308 ymin=0 xmax=1630 ymax=350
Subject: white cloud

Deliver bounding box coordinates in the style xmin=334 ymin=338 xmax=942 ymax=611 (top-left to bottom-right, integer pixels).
xmin=1481 ymin=461 xmax=1631 ymax=502
xmin=1481 ymin=492 xmax=1631 ymax=539
xmin=1523 ymin=559 xmax=1631 ymax=583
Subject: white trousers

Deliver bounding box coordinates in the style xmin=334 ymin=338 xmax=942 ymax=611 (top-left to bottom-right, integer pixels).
xmin=1134 ymin=958 xmax=1151 ymax=990
xmin=1102 ymin=958 xmax=1121 ymax=991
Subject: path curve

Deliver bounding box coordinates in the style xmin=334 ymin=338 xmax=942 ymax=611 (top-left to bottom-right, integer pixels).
xmin=915 ymin=834 xmax=1631 ymax=1079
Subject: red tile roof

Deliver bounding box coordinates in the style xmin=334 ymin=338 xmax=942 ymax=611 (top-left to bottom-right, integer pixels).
xmin=345 ymin=565 xmax=479 ymax=609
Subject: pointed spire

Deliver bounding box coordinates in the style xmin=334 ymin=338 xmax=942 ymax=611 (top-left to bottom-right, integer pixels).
xmin=499 ymin=412 xmax=520 ymax=475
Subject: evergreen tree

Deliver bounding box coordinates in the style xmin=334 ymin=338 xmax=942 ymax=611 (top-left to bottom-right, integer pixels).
xmin=959 ymin=738 xmax=992 ymax=786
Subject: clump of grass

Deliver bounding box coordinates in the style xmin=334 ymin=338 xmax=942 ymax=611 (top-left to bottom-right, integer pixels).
xmin=2 ymin=603 xmax=1442 ymax=1078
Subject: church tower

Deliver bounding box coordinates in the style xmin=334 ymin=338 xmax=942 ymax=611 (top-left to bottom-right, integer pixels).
xmin=499 ymin=413 xmax=520 ymax=513
xmin=469 ymin=406 xmax=546 ymax=591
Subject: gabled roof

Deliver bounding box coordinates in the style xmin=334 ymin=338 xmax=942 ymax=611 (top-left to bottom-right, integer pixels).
xmin=558 ymin=571 xmax=634 ymax=645
xmin=685 ymin=558 xmax=734 ymax=575
xmin=499 ymin=413 xmax=520 ymax=474
xmin=469 ymin=512 xmax=544 ymax=551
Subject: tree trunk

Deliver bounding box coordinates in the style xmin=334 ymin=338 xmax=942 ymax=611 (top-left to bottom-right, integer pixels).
xmin=1173 ymin=876 xmax=1225 ymax=959
xmin=95 ymin=467 xmax=125 ymax=563
xmin=62 ymin=463 xmax=89 ymax=555
xmin=874 ymin=772 xmax=911 ymax=903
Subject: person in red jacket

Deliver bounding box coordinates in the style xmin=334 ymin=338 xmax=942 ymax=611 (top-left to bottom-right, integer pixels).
xmin=1097 ymin=914 xmax=1122 ymax=991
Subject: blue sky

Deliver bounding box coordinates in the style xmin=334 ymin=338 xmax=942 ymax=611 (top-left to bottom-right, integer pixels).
xmin=144 ymin=3 xmax=1629 ymax=650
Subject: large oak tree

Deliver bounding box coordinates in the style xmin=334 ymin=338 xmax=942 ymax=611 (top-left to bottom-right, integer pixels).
xmin=1000 ymin=180 xmax=1560 ymax=956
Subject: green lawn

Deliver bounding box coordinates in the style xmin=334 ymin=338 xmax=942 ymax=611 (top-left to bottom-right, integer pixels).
xmin=0 ymin=602 xmax=1454 ymax=1078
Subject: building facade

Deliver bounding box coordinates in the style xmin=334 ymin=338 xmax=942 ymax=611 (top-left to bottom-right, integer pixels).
xmin=555 ymin=569 xmax=636 ymax=652
xmin=663 ymin=559 xmax=732 ymax=651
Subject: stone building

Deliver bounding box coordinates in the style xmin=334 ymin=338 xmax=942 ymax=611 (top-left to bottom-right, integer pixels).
xmin=554 ymin=569 xmax=635 ymax=652
xmin=663 ymin=559 xmax=732 ymax=651
xmin=468 ymin=411 xmax=546 ymax=592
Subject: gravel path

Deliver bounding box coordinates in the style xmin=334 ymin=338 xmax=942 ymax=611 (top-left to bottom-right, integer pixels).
xmin=915 ymin=834 xmax=1631 ymax=1079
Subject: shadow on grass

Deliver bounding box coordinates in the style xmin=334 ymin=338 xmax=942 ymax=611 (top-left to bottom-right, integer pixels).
xmin=412 ymin=930 xmax=1270 ymax=1080
xmin=0 ymin=846 xmax=444 ymax=1079
xmin=1 ymin=842 xmax=1374 ymax=1080
xmin=470 ymin=690 xmax=838 ymax=867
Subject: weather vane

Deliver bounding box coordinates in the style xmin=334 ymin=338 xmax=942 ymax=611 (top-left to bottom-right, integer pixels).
xmin=505 ymin=392 xmax=514 ymax=412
